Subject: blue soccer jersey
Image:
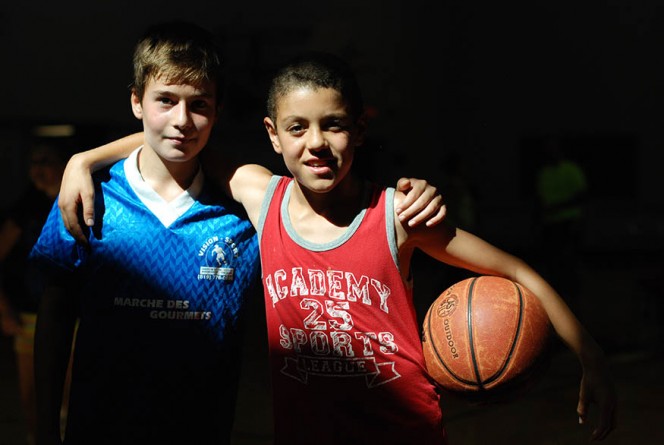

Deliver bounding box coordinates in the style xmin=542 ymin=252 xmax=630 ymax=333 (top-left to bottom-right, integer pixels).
xmin=30 ymin=149 xmax=260 ymax=445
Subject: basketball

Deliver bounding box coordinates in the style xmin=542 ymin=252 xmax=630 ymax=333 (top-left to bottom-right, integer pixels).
xmin=422 ymin=276 xmax=552 ymax=403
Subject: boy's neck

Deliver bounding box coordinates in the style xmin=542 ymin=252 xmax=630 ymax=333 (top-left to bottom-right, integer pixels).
xmin=137 ymin=147 xmax=201 ymax=202
xmin=287 ymin=175 xmax=367 ymax=243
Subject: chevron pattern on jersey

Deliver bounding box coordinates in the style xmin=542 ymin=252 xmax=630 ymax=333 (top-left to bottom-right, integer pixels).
xmin=29 ymin=160 xmax=260 ymax=442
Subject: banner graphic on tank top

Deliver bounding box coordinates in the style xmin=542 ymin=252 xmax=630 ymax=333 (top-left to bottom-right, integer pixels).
xmin=266 ymin=267 xmax=402 ymax=388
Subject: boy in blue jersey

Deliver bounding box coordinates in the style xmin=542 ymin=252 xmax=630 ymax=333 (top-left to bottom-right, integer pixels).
xmin=30 ymin=22 xmax=261 ymax=445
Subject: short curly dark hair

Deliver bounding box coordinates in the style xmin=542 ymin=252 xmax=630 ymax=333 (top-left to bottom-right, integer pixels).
xmin=266 ymin=52 xmax=364 ymax=124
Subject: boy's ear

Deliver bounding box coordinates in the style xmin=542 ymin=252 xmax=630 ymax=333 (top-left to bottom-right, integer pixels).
xmin=263 ymin=117 xmax=282 ymax=154
xmin=131 ymin=90 xmax=143 ymax=119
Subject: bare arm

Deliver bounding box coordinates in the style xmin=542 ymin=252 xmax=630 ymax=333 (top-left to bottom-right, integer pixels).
xmin=58 ymin=132 xmax=447 ymax=241
xmin=396 ymin=192 xmax=616 ymax=441
xmin=226 ymin=163 xmax=273 ymax=228
xmin=58 ymin=133 xmax=143 ymax=244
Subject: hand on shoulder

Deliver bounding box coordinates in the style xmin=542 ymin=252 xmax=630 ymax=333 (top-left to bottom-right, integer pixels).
xmin=394 ymin=178 xmax=446 ymax=228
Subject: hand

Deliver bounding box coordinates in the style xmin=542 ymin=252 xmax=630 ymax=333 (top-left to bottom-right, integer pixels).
xmin=58 ymin=152 xmax=96 ymax=246
xmin=395 ymin=177 xmax=446 ymax=227
xmin=577 ymin=354 xmax=617 ymax=441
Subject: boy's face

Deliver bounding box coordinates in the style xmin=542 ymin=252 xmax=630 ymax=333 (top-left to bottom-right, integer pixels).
xmin=132 ymin=75 xmax=217 ymax=164
xmin=264 ymin=86 xmax=364 ymax=194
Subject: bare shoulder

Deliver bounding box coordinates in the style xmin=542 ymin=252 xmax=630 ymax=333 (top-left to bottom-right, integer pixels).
xmin=229 ymin=164 xmax=274 ymax=226
xmin=233 ymin=164 xmax=273 ymax=195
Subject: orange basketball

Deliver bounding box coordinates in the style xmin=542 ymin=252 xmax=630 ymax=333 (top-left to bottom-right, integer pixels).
xmin=422 ymin=276 xmax=552 ymax=403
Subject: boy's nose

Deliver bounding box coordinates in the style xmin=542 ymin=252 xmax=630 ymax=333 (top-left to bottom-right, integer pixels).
xmin=173 ymin=103 xmax=193 ymax=129
xmin=307 ymin=127 xmax=326 ymax=150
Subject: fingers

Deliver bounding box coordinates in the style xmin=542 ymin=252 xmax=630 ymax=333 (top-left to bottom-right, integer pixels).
xmin=422 ymin=199 xmax=447 ymax=227
xmin=59 ymin=199 xmax=87 ymax=246
xmin=57 ymin=154 xmax=96 ymax=246
xmin=577 ymin=388 xmax=588 ymax=426
xmin=591 ymin=403 xmax=617 ymax=441
xmin=591 ymin=387 xmax=618 ymax=441
xmin=395 ymin=178 xmax=446 ymax=227
xmin=395 ymin=177 xmax=412 ymax=193
xmin=395 ymin=177 xmax=424 ymax=224
xmin=401 ymin=195 xmax=446 ymax=227
xmin=81 ymin=190 xmax=96 ymax=227
xmin=402 ymin=196 xmax=447 ymax=227
xmin=58 ymin=189 xmax=94 ymax=246
xmin=395 ymin=178 xmax=418 ymax=213
xmin=578 ymin=378 xmax=618 ymax=441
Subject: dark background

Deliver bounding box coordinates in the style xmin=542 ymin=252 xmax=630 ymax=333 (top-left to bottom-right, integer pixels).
xmin=1 ymin=2 xmax=664 ymax=444
xmin=2 ymin=0 xmax=664 ymax=336
xmin=2 ymin=1 xmax=663 ymax=250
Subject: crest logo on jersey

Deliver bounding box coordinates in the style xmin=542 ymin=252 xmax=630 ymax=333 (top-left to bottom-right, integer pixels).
xmin=197 ymin=236 xmax=238 ymax=281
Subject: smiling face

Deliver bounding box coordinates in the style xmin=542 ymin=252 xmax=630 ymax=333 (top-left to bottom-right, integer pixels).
xmin=131 ymin=75 xmax=217 ymax=166
xmin=264 ymin=86 xmax=365 ymax=195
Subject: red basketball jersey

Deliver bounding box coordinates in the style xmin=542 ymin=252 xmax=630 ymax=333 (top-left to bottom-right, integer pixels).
xmin=258 ymin=176 xmax=447 ymax=445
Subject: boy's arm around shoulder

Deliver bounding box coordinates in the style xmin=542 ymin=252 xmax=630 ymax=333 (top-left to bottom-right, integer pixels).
xmin=59 ymin=132 xmax=143 ymax=244
xmin=226 ymin=163 xmax=273 ymax=228
xmin=394 ymin=177 xmax=446 ymax=228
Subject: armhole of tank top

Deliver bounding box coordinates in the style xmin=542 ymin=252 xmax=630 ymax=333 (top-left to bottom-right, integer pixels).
xmin=256 ymin=175 xmax=282 ymax=243
xmin=385 ymin=187 xmax=399 ymax=270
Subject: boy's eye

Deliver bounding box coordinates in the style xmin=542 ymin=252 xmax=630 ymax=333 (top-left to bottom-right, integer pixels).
xmin=287 ymin=124 xmax=305 ymax=135
xmin=191 ymin=100 xmax=211 ymax=111
xmin=323 ymin=120 xmax=348 ymax=132
xmin=159 ymin=97 xmax=174 ymax=105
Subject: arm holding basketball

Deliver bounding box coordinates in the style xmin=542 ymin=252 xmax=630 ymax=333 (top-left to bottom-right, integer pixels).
xmin=397 ymin=214 xmax=617 ymax=441
xmin=508 ymin=260 xmax=616 ymax=441
xmin=505 ymin=256 xmax=615 ymax=441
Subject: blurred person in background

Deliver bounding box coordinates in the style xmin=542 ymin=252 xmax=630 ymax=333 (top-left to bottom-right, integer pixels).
xmin=535 ymin=136 xmax=588 ymax=311
xmin=0 ymin=138 xmax=68 ymax=445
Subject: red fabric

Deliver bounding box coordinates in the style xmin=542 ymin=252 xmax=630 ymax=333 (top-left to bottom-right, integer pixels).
xmin=260 ymin=176 xmax=447 ymax=445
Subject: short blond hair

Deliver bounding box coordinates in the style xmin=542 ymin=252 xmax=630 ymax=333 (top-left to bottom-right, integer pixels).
xmin=131 ymin=21 xmax=224 ymax=104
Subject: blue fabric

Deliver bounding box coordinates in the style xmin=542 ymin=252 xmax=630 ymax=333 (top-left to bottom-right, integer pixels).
xmin=30 ymin=160 xmax=259 ymax=445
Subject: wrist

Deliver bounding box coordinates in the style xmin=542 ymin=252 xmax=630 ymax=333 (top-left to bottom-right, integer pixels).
xmin=69 ymin=151 xmax=95 ymax=173
xmin=578 ymin=339 xmax=607 ymax=370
